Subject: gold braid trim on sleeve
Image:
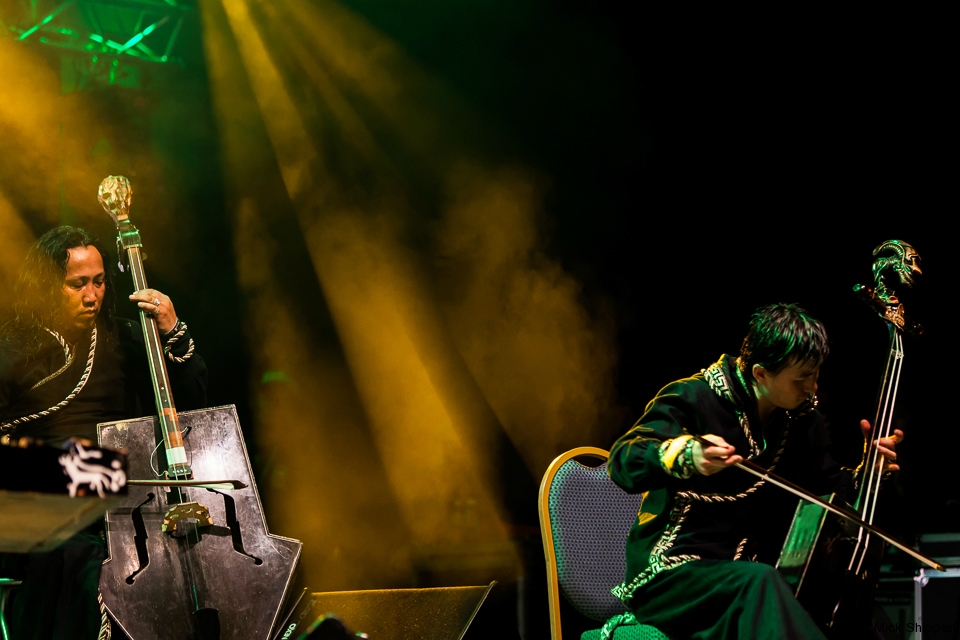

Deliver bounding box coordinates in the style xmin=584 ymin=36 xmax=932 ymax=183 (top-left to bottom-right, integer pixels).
xmin=658 ymin=435 xmax=697 ymax=479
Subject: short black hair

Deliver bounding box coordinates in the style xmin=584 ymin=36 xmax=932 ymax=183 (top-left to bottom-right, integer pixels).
xmin=2 ymin=226 xmax=115 ymax=354
xmin=738 ymin=303 xmax=829 ymax=374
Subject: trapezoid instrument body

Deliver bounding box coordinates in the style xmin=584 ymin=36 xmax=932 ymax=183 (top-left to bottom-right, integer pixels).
xmin=98 ymin=405 xmax=301 ymax=640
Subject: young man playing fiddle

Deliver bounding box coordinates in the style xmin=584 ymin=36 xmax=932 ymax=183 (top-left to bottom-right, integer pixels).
xmin=608 ymin=303 xmax=901 ymax=639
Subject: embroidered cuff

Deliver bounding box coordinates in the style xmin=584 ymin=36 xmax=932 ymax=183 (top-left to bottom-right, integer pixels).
xmin=658 ymin=435 xmax=698 ymax=479
xmin=162 ymin=320 xmax=195 ymax=363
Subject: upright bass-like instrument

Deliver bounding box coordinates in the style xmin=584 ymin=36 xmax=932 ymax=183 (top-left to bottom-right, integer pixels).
xmin=95 ymin=176 xmax=301 ymax=640
xmin=774 ymin=239 xmax=926 ymax=634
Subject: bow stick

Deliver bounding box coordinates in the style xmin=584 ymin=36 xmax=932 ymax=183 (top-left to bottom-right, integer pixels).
xmin=127 ymin=479 xmax=248 ymax=491
xmin=690 ymin=434 xmax=944 ymax=571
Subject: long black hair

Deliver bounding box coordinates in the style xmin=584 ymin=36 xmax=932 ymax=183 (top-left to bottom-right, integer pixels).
xmin=1 ymin=226 xmax=116 ymax=355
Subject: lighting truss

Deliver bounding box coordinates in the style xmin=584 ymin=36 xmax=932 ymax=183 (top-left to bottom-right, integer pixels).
xmin=2 ymin=0 xmax=194 ymax=65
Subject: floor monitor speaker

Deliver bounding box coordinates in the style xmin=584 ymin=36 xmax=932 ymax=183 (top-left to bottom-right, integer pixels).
xmin=274 ymin=582 xmax=508 ymax=640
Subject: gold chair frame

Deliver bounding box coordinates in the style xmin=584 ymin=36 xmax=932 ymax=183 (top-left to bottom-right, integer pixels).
xmin=538 ymin=446 xmax=610 ymax=640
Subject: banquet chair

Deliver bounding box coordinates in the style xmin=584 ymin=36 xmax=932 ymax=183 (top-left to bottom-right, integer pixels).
xmin=539 ymin=447 xmax=669 ymax=640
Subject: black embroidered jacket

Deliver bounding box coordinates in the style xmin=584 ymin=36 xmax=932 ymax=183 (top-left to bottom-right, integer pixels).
xmin=607 ymin=354 xmax=856 ymax=606
xmin=0 ymin=318 xmax=207 ymax=446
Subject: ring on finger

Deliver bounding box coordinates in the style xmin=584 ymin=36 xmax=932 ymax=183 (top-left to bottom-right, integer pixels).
xmin=152 ymin=297 xmax=160 ymax=307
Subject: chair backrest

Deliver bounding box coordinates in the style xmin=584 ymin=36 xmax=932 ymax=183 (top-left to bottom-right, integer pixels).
xmin=539 ymin=447 xmax=643 ymax=640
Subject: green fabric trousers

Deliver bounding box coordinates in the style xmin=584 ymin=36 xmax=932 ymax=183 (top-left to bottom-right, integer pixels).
xmin=629 ymin=560 xmax=827 ymax=640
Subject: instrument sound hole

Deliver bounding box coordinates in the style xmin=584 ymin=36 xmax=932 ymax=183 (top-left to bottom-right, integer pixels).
xmin=214 ymin=490 xmax=263 ymax=565
xmin=126 ymin=492 xmax=156 ymax=584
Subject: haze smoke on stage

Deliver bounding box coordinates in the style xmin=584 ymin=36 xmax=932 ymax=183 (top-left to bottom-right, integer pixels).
xmin=0 ymin=38 xmax=180 ymax=279
xmin=0 ymin=192 xmax=36 ymax=297
xmin=203 ymin=0 xmax=619 ymax=593
xmin=435 ymin=164 xmax=622 ymax=476
xmin=0 ymin=38 xmax=63 ymax=229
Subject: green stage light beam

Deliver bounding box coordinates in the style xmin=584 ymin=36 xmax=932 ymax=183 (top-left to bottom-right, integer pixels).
xmin=88 ymin=33 xmax=124 ymax=51
xmin=18 ymin=0 xmax=73 ymax=41
xmin=117 ymin=15 xmax=169 ymax=53
xmin=162 ymin=16 xmax=183 ymax=61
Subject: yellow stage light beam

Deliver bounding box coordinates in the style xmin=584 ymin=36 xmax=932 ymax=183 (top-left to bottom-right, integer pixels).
xmin=277 ymin=26 xmax=400 ymax=184
xmin=0 ymin=190 xmax=37 ymax=295
xmin=210 ymin=0 xmax=517 ymax=560
xmin=273 ymin=0 xmax=482 ymax=169
xmin=0 ymin=38 xmax=65 ymax=226
xmin=305 ymin=210 xmax=514 ymax=549
xmin=0 ymin=38 xmax=155 ymax=232
xmin=434 ymin=164 xmax=623 ymax=474
xmin=213 ymin=0 xmax=317 ymax=204
xmin=234 ymin=199 xmax=421 ymax=589
xmin=229 ymin=0 xmax=625 ymax=477
xmin=202 ymin=1 xmax=419 ymax=590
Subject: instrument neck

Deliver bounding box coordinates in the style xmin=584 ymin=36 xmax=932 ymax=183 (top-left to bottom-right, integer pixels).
xmin=118 ymin=220 xmax=191 ymax=479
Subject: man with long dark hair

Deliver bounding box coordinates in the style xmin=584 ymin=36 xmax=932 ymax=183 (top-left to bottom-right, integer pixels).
xmin=1 ymin=226 xmax=207 ymax=639
xmin=607 ymin=303 xmax=902 ymax=639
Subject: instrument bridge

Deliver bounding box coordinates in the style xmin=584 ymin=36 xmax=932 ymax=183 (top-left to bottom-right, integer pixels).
xmin=163 ymin=501 xmax=214 ymax=532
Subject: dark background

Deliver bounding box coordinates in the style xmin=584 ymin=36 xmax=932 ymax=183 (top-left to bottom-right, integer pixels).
xmin=335 ymin=4 xmax=957 ymax=535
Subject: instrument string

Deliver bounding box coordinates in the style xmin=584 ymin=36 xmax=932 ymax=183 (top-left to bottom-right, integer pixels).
xmin=867 ymin=332 xmax=902 ymax=525
xmin=851 ymin=329 xmax=903 ymax=574
xmin=859 ymin=328 xmax=895 ymax=510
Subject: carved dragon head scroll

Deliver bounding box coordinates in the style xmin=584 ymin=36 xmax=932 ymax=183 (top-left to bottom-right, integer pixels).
xmin=871 ymin=239 xmax=922 ymax=304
